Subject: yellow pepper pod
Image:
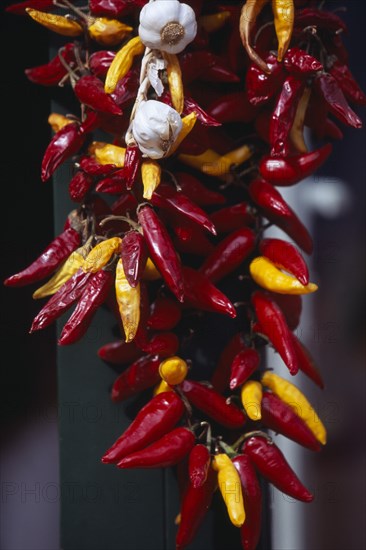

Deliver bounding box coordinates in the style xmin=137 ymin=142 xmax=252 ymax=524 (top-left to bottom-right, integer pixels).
xmin=48 ymin=113 xmax=73 ymax=132
xmin=83 ymin=237 xmax=122 ymax=273
xmin=200 ymin=11 xmax=231 ymax=33
xmin=212 ymin=454 xmax=245 ymax=527
xmin=159 ymin=356 xmax=188 ymax=386
xmin=168 ymin=112 xmax=198 ymax=156
xmin=241 ymin=381 xmax=263 ymax=421
xmin=163 ymin=52 xmax=184 ymax=114
xmin=290 ymin=87 xmax=311 ymax=153
xmin=179 ymin=148 xmax=221 ymax=172
xmin=153 ymin=380 xmax=173 ymax=396
xmin=115 ymin=259 xmax=141 ymax=342
xmin=261 ymin=371 xmax=327 ymax=445
xmin=26 ymin=9 xmax=83 ymax=37
xmin=272 ymin=0 xmax=295 ymax=62
xmin=203 ymin=144 xmax=253 ymax=178
xmin=88 ymin=17 xmax=133 ymax=46
xmin=142 ymin=258 xmax=162 ymax=281
xmin=104 ymin=35 xmax=144 ymax=94
xmin=32 ymin=251 xmax=85 ymax=299
xmin=89 ymin=142 xmax=126 ymax=167
xmin=240 ymin=0 xmax=270 ymax=73
xmin=249 ymin=257 xmax=318 ymax=295
xmin=141 ymin=160 xmax=162 ymax=200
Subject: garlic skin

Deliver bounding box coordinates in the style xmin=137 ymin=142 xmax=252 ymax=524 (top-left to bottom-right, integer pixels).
xmin=138 ymin=0 xmax=197 ymax=54
xmin=132 ymin=100 xmax=183 ymax=159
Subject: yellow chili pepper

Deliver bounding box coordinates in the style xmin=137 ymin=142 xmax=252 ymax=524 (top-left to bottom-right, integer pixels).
xmin=83 ymin=237 xmax=122 ymax=273
xmin=168 ymin=112 xmax=197 ymax=156
xmin=272 ymin=0 xmax=295 ymax=62
xmin=250 ymin=256 xmax=318 ymax=295
xmin=115 ymin=259 xmax=140 ymax=342
xmin=141 ymin=160 xmax=161 ymax=200
xmin=180 ymin=145 xmax=252 ymax=179
xmin=200 ymin=11 xmax=231 ymax=33
xmin=142 ymin=258 xmax=162 ymax=281
xmin=289 ymin=87 xmax=311 ymax=153
xmin=240 ymin=0 xmax=270 ymax=73
xmin=212 ymin=454 xmax=245 ymax=527
xmin=105 ymin=35 xmax=144 ymax=94
xmin=88 ymin=17 xmax=133 ymax=46
xmin=153 ymin=380 xmax=172 ymax=396
xmin=163 ymin=52 xmax=184 ymax=114
xmin=179 ymin=148 xmax=221 ymax=172
xmin=241 ymin=381 xmax=263 ymax=421
xmin=26 ymin=8 xmax=83 ymax=37
xmin=48 ymin=113 xmax=73 ymax=133
xmin=88 ymin=142 xmax=126 ymax=167
xmin=261 ymin=371 xmax=327 ymax=445
xmin=159 ymin=356 xmax=188 ymax=385
xmin=33 ymin=251 xmax=85 ymax=299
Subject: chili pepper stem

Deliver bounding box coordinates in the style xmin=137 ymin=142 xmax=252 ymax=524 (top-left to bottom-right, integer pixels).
xmin=99 ymin=215 xmax=141 ymax=232
xmin=217 ymin=439 xmax=237 ymax=458
xmin=232 ymin=431 xmax=272 ymax=452
xmin=59 ymin=0 xmax=89 ymax=22
xmin=175 ymin=386 xmax=193 ymax=419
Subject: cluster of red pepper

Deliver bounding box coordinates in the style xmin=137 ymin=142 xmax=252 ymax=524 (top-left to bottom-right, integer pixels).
xmin=5 ymin=0 xmax=364 ymax=548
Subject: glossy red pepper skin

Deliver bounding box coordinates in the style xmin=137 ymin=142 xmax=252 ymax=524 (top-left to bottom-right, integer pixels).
xmin=259 ymin=143 xmax=332 ymax=186
xmin=5 ymin=227 xmax=81 ymax=287
xmin=175 ymin=173 xmax=225 ymax=206
xmin=176 ymin=466 xmax=217 ymax=550
xmin=180 ymin=52 xmax=235 ymax=84
xmin=111 ymin=354 xmax=161 ymax=401
xmin=111 ymin=69 xmax=140 ymax=108
xmin=260 ymin=238 xmax=309 ymax=285
xmin=329 ymin=60 xmax=366 ymax=106
xmin=182 ymin=267 xmax=236 ymax=319
xmin=98 ymin=339 xmax=141 ymax=365
xmin=161 ymin=92 xmax=220 ymax=127
xmin=210 ymin=203 xmax=254 ymax=234
xmin=74 ymin=75 xmax=122 ymax=115
xmin=211 ymin=333 xmax=246 ymax=392
xmin=69 ymin=171 xmax=94 ymax=202
xmin=294 ymin=8 xmax=348 ymax=33
xmin=252 ymin=291 xmax=298 ymax=375
xmin=151 ymin=184 xmax=216 ymax=235
xmin=25 ymin=43 xmax=75 ymax=86
xmin=58 ymin=270 xmax=114 ymax=345
xmin=30 ymin=268 xmax=92 ymax=333
xmin=200 ymin=228 xmax=255 ymax=284
xmin=89 ymin=50 xmax=115 ymax=77
xmin=246 ymin=55 xmax=285 ymax=107
xmin=207 ymin=91 xmax=257 ymax=124
xmin=6 ymin=0 xmax=54 ymax=14
xmin=232 ymin=455 xmax=262 ymax=550
xmin=267 ymin=293 xmax=302 ymax=331
xmin=261 ymin=391 xmax=321 ymax=452
xmin=121 ymin=231 xmax=148 ymax=288
xmin=315 ymin=73 xmax=362 ymax=129
xmin=148 ymin=296 xmax=182 ymax=331
xmin=95 ymin=176 xmax=125 ymax=194
xmin=188 ymin=444 xmax=211 ymax=489
xmin=123 ymin=146 xmax=141 ymax=189
xmin=242 ymin=436 xmax=313 ymax=502
xmin=249 ymin=179 xmax=313 ymax=254
xmin=138 ymin=206 xmax=184 ymax=302
xmin=89 ymin=0 xmax=146 ymax=17
xmin=291 ymin=334 xmax=324 ymax=389
xmin=41 ymin=123 xmax=85 ymax=182
xmin=230 ymin=348 xmax=260 ymax=390
xmin=78 ymin=155 xmax=115 ymax=176
xmin=270 ymin=76 xmax=305 ymax=156
xmin=180 ymin=380 xmax=246 ymax=429
xmin=141 ymin=332 xmax=179 ymax=357
xmin=283 ymin=48 xmax=323 ymax=77
xmin=171 ymin=219 xmax=215 ymax=257
xmin=102 ymin=391 xmax=185 ymax=463
xmin=117 ymin=427 xmax=195 ymax=469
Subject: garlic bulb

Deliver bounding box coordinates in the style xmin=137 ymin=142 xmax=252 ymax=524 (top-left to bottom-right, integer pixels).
xmin=132 ymin=100 xmax=183 ymax=159
xmin=139 ymin=0 xmax=197 ymax=54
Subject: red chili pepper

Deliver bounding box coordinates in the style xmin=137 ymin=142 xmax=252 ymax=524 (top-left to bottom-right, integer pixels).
xmin=176 ymin=466 xmax=217 ymax=550
xmin=270 ymin=76 xmax=305 ymax=156
xmin=249 ymin=178 xmax=313 ymax=254
xmin=176 ymin=122 xmax=210 ymax=157
xmin=283 ymin=48 xmax=323 ymax=77
xmin=41 ymin=123 xmax=85 ymax=182
xmin=141 ymin=332 xmax=179 ymax=357
xmin=102 ymin=391 xmax=185 ymax=463
xmin=242 ymin=435 xmax=313 ymax=502
xmin=69 ymin=171 xmax=94 ymax=202
xmin=232 ymin=455 xmax=262 ymax=550
xmin=25 ymin=43 xmax=76 ymax=86
xmin=200 ymin=228 xmax=255 ymax=284
xmin=211 ymin=332 xmax=246 ymax=392
xmin=6 ymin=0 xmax=54 ymax=14
xmin=121 ymin=231 xmax=148 ymax=288
xmin=260 ymin=238 xmax=309 ymax=285
xmin=323 ymin=119 xmax=343 ymax=141
xmin=291 ymin=334 xmax=324 ymax=389
xmin=78 ymin=155 xmax=116 ymax=176
xmin=30 ymin=268 xmax=92 ymax=333
xmin=95 ymin=176 xmax=125 ymax=195
xmin=252 ymin=291 xmax=298 ymax=375
xmin=171 ymin=219 xmax=215 ymax=257
xmin=329 ymin=60 xmax=366 ymax=106
xmin=89 ymin=50 xmax=115 ymax=77
xmin=138 ymin=206 xmax=184 ymax=302
xmin=182 ymin=267 xmax=236 ymax=319
xmin=230 ymin=348 xmax=260 ymax=390
xmin=294 ymin=8 xmax=348 ymax=33
xmin=5 ymin=227 xmax=80 ymax=287
xmin=89 ymin=0 xmax=146 ymax=17
xmin=180 ymin=380 xmax=246 ymax=429
xmin=123 ymin=145 xmax=141 ymax=190
xmin=246 ymin=54 xmax=285 ymax=107
xmin=175 ymin=173 xmax=225 ymax=206
xmin=148 ymin=296 xmax=182 ymax=331
xmin=210 ymin=203 xmax=255 ymax=234
xmin=261 ymin=391 xmax=321 ymax=451
xmin=151 ymin=184 xmax=216 ymax=235
xmin=111 ymin=193 xmax=138 ymax=215
xmin=98 ymin=339 xmax=141 ymax=365
xmin=188 ymin=444 xmax=211 ymax=489
xmin=74 ymin=75 xmax=122 ymax=115
xmin=134 ymin=281 xmax=150 ymax=349
xmin=315 ymin=73 xmax=362 ymax=129
xmin=259 ymin=143 xmax=332 ymax=187
xmin=207 ymin=92 xmax=257 ymax=124
xmin=111 ymin=354 xmax=161 ymax=402
xmin=267 ymin=293 xmax=302 ymax=331
xmin=111 ymin=68 xmax=140 ymax=108
xmin=161 ymin=92 xmax=220 ymax=127
xmin=117 ymin=427 xmax=195 ymax=469
xmin=58 ymin=270 xmax=114 ymax=345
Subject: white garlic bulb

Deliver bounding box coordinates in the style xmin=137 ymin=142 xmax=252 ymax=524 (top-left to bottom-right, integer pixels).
xmin=138 ymin=0 xmax=197 ymax=54
xmin=132 ymin=100 xmax=183 ymax=159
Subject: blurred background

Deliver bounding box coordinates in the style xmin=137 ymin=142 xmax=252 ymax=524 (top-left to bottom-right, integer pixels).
xmin=1 ymin=2 xmax=365 ymax=549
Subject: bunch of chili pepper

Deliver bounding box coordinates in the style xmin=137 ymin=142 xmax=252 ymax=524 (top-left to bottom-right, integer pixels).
xmin=5 ymin=0 xmax=365 ymax=548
